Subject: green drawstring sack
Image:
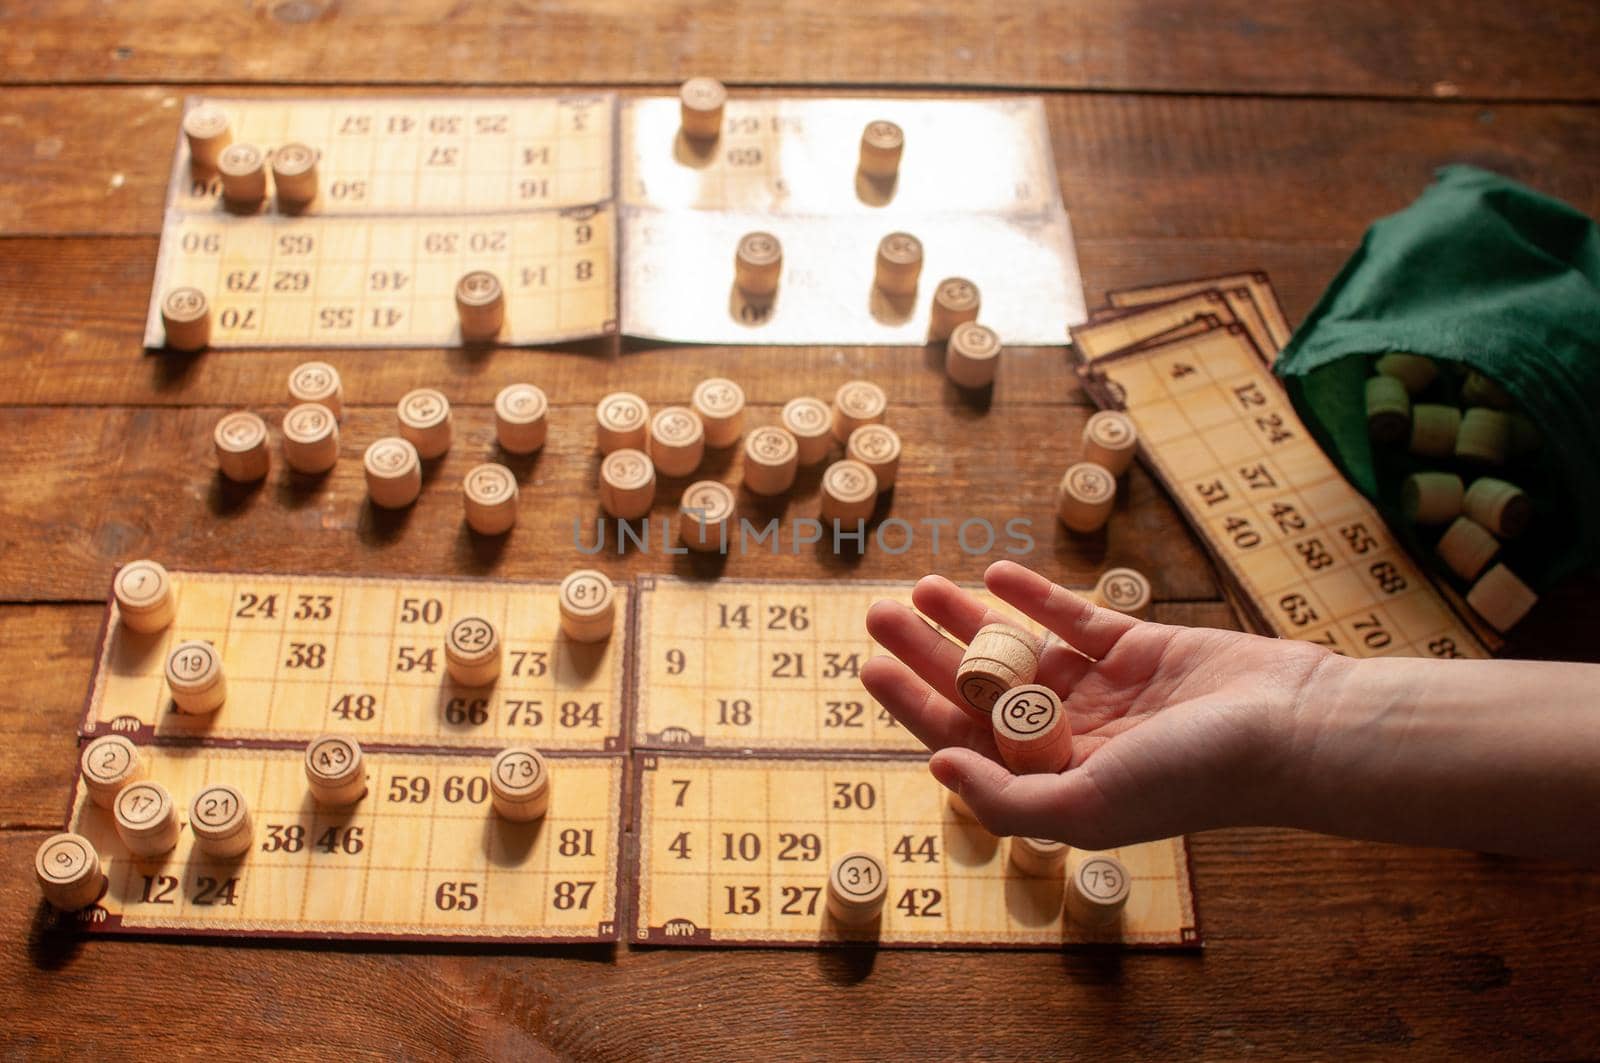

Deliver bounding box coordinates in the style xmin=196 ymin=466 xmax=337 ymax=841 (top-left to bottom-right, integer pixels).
xmin=1275 ymin=165 xmax=1600 ymax=588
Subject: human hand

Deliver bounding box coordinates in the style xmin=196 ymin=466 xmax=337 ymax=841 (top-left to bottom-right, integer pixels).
xmin=862 ymin=560 xmax=1340 ymax=848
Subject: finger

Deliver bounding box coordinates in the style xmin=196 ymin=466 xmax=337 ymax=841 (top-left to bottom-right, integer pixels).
xmin=910 ymin=574 xmax=1018 ymax=645
xmin=928 ymin=748 xmax=1097 ymax=840
xmin=1034 ymin=636 xmax=1095 ymax=698
xmin=865 ymin=599 xmax=969 ymax=710
xmin=931 ymin=724 xmax=1249 ymax=850
xmin=985 ymin=559 xmax=1139 ymax=662
xmin=911 ymin=575 xmax=1094 ymax=698
xmin=860 ymin=656 xmax=998 ymax=758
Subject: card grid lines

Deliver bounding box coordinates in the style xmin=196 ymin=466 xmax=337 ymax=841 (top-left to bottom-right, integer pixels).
xmin=619 ymin=96 xmax=1084 ymax=345
xmin=84 ymin=571 xmax=628 ymax=752
xmin=149 ymin=93 xmax=1088 ymax=348
xmin=631 ymin=755 xmax=1195 ymax=948
xmin=621 ymin=208 xmax=1081 ymax=346
xmin=66 ymin=746 xmax=621 ymax=941
xmin=621 ymin=97 xmax=1063 ymax=216
xmin=146 ymin=209 xmax=616 ymax=348
xmin=171 ymin=97 xmax=613 ymax=218
xmin=1084 ymin=326 xmax=1488 ymax=659
xmin=633 ymin=576 xmax=1054 ymax=753
xmin=73 ymin=569 xmax=1199 ymax=947
xmin=636 ymin=579 xmax=916 ymax=751
xmin=147 ymin=95 xmax=617 ymax=349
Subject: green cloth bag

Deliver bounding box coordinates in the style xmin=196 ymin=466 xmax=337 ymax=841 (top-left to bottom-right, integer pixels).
xmin=1275 ymin=164 xmax=1600 ymax=587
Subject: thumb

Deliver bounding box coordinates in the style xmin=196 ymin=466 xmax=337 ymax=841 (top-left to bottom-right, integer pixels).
xmin=929 ymin=747 xmax=1128 ymax=849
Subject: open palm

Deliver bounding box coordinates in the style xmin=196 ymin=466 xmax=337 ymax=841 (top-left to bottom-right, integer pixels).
xmin=862 ymin=560 xmax=1331 ymax=848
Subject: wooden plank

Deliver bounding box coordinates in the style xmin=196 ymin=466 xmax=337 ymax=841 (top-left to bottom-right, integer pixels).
xmin=0 ymin=6 xmax=1594 ymax=1057
xmin=0 ymin=601 xmax=1239 ymax=826
xmin=0 ymin=606 xmax=95 ymax=828
xmin=0 ymin=235 xmax=1346 ymax=409
xmin=4 ymin=822 xmax=1600 ymax=1058
xmin=3 ymin=1 xmax=1598 ymax=100
xmin=0 ymin=405 xmax=1219 ymax=603
xmin=5 ymin=89 xmax=1600 ymax=238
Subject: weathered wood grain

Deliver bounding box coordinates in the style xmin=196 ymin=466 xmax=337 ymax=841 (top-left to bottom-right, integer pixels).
xmin=4 ymin=88 xmax=1600 ymax=237
xmin=0 ymin=607 xmax=96 ymax=828
xmin=3 ymin=1 xmax=1598 ymax=101
xmin=0 ymin=405 xmax=1220 ymax=603
xmin=4 ymin=7 xmax=1599 ymax=1058
xmin=3 ymin=821 xmax=1598 ymax=1060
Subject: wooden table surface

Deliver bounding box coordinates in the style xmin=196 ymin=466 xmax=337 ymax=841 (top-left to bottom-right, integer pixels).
xmin=3 ymin=3 xmax=1599 ymax=1058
